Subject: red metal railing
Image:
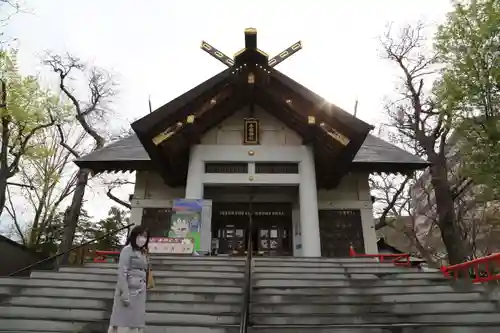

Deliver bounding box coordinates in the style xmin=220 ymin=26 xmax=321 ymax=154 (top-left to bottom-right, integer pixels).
xmin=93 ymin=250 xmax=120 ymax=263
xmin=440 ymin=253 xmax=500 ymax=283
xmin=349 ymin=245 xmax=411 ymax=267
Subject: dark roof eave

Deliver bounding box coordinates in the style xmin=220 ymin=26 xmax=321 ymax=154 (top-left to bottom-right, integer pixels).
xmin=74 ymin=134 xmax=428 ymax=173
xmin=131 ymin=68 xmax=233 ymax=136
xmin=351 ymin=161 xmax=430 ymax=173
xmin=74 ymin=159 xmax=429 ymax=176
xmin=269 ymin=69 xmax=375 ymax=134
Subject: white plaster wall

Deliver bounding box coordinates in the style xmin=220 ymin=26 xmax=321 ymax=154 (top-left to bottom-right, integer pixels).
xmin=317 ymin=173 xmax=363 ymax=201
xmin=201 ymin=106 xmax=302 ymax=146
xmin=130 ymin=171 xmax=185 ymax=225
xmin=130 ymin=171 xmax=378 ymax=255
xmin=135 ymin=171 xmax=185 ymax=200
xmin=292 ymin=202 xmax=302 ymax=256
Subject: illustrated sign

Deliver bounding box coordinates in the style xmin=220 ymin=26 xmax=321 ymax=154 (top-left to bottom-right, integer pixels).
xmin=243 ymin=118 xmax=259 ymax=145
xmin=147 ymin=199 xmax=211 ymax=254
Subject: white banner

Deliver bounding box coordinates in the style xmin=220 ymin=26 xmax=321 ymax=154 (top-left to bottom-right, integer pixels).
xmin=148 ymin=237 xmax=194 ymax=254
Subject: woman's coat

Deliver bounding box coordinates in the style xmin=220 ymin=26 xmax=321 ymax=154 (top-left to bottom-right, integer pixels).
xmin=109 ymin=245 xmax=148 ymax=328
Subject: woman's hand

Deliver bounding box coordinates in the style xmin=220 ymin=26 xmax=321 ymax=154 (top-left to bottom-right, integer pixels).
xmin=120 ymin=293 xmax=130 ymax=307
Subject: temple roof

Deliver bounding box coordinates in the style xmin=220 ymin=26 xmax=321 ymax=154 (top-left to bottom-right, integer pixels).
xmin=75 ymin=133 xmax=428 ymax=174
xmin=75 ymin=29 xmax=429 ymax=185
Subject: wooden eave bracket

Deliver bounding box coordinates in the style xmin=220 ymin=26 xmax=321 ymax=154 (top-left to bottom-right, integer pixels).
xmin=151 ymin=88 xmax=233 ymax=146
xmin=319 ymin=122 xmax=351 ymax=146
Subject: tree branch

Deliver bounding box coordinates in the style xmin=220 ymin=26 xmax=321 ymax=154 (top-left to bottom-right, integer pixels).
xmin=54 ymin=122 xmax=80 ymax=159
xmin=375 ymin=176 xmax=412 ymax=230
xmin=106 ymin=188 xmax=131 ymax=209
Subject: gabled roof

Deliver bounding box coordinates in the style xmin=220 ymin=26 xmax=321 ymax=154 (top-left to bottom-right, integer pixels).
xmin=75 ymin=133 xmax=429 ymax=174
xmin=76 ymin=29 xmax=429 ymax=185
xmin=129 ymin=29 xmax=375 ymax=187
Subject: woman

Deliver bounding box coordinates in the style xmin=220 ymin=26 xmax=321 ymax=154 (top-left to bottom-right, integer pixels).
xmin=108 ymin=225 xmax=150 ymax=333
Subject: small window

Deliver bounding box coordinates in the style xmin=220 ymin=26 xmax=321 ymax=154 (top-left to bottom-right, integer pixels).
xmin=255 ymin=163 xmax=299 ymax=174
xmin=205 ymin=163 xmax=248 ymax=174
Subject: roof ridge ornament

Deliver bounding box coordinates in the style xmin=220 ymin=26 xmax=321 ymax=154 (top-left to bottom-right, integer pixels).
xmin=200 ymin=28 xmax=302 ymax=68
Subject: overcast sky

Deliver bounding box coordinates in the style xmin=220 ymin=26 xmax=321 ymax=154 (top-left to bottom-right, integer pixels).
xmin=3 ymin=0 xmax=452 ymax=221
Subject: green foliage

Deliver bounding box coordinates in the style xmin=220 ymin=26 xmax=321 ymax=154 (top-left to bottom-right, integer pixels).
xmin=0 ymin=50 xmax=71 ymax=170
xmin=435 ymin=0 xmax=500 ymax=195
xmin=90 ymin=207 xmax=130 ymax=250
xmin=32 ymin=206 xmax=130 ymax=255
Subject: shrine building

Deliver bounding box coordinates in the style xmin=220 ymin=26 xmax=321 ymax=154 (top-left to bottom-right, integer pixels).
xmin=75 ymin=28 xmax=427 ymax=258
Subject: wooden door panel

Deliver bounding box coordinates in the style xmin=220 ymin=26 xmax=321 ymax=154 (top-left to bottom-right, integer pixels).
xmin=319 ymin=210 xmax=364 ymax=257
xmin=212 ymin=202 xmax=293 ymax=256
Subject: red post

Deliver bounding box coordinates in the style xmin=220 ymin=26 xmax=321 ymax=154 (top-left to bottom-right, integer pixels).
xmin=349 ymin=245 xmax=356 ymax=257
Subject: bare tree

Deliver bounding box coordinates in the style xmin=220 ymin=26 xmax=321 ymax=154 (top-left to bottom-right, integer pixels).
xmin=380 ymin=22 xmax=469 ymax=264
xmin=43 ymin=53 xmax=115 ymax=264
xmin=0 ymin=0 xmax=20 ymax=21
xmin=371 ymin=172 xmax=443 ymax=267
xmin=0 ymin=0 xmax=20 ymax=44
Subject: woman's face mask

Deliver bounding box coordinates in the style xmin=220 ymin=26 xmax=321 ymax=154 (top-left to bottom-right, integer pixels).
xmin=136 ymin=236 xmax=147 ymax=248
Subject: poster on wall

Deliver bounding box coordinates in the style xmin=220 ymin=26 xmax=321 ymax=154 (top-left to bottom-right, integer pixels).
xmin=148 ymin=199 xmax=210 ymax=254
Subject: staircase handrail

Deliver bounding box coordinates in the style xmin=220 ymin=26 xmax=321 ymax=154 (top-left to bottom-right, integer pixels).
xmin=93 ymin=250 xmax=121 ymax=263
xmin=349 ymin=245 xmax=411 ymax=267
xmin=8 ymin=223 xmax=135 ymax=276
xmin=441 ymin=253 xmax=500 ymax=283
xmin=239 ymin=208 xmax=253 ymax=333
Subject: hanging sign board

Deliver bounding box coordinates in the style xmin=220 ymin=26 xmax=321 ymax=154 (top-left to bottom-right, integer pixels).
xmin=148 ymin=237 xmax=194 ymax=254
xmin=243 ymin=118 xmax=259 ymax=145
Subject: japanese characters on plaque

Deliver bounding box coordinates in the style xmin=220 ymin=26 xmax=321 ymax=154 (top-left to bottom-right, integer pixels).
xmin=243 ymin=118 xmax=259 ymax=145
xmin=219 ymin=210 xmax=285 ymax=216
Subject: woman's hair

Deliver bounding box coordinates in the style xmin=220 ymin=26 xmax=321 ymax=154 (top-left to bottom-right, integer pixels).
xmin=125 ymin=225 xmax=150 ymax=251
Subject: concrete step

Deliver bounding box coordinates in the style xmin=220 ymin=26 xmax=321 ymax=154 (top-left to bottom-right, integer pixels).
xmin=30 ymin=272 xmax=244 ymax=286
xmin=54 ymin=267 xmax=244 ymax=278
xmin=253 ymin=257 xmax=380 ymax=263
xmin=147 ymin=301 xmax=241 ymax=314
xmin=250 ymin=313 xmax=500 ymax=325
xmin=145 ymin=326 xmax=239 ymax=333
xmin=5 ymin=296 xmax=109 ymax=309
xmin=149 ymin=255 xmax=245 ymax=262
xmin=0 ymin=319 xmax=239 ymax=333
xmin=252 ymin=272 xmax=444 ymax=281
xmin=0 ymin=319 xmax=90 ymax=332
xmin=73 ymin=263 xmax=245 ymax=272
xmin=248 ymin=327 xmax=500 ymax=333
xmin=0 ymin=287 xmax=241 ymax=302
xmin=253 ymin=261 xmax=406 ymax=268
xmin=0 ymin=305 xmax=107 ymax=321
xmin=5 ymin=296 xmax=241 ymax=313
xmin=151 ymin=264 xmax=245 ymax=272
xmin=252 ymin=266 xmax=413 ymax=274
xmin=253 ymin=279 xmax=455 ymax=289
xmin=250 ymin=301 xmax=497 ymax=314
xmin=255 ymin=284 xmax=481 ymax=294
xmin=0 ymin=305 xmax=240 ymax=325
xmin=249 ymin=328 xmax=391 ymax=333
xmin=253 ymin=292 xmax=484 ymax=304
xmin=149 ymin=259 xmax=245 ymax=266
xmin=0 ymin=278 xmax=242 ymax=293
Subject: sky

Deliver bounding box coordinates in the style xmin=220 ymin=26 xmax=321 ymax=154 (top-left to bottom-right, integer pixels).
xmin=2 ymin=0 xmax=453 ymax=222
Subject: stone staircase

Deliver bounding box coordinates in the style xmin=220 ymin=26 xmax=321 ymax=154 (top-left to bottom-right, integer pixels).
xmin=0 ymin=256 xmax=245 ymax=333
xmin=249 ymin=257 xmax=500 ymax=333
xmin=0 ymin=256 xmax=500 ymax=333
